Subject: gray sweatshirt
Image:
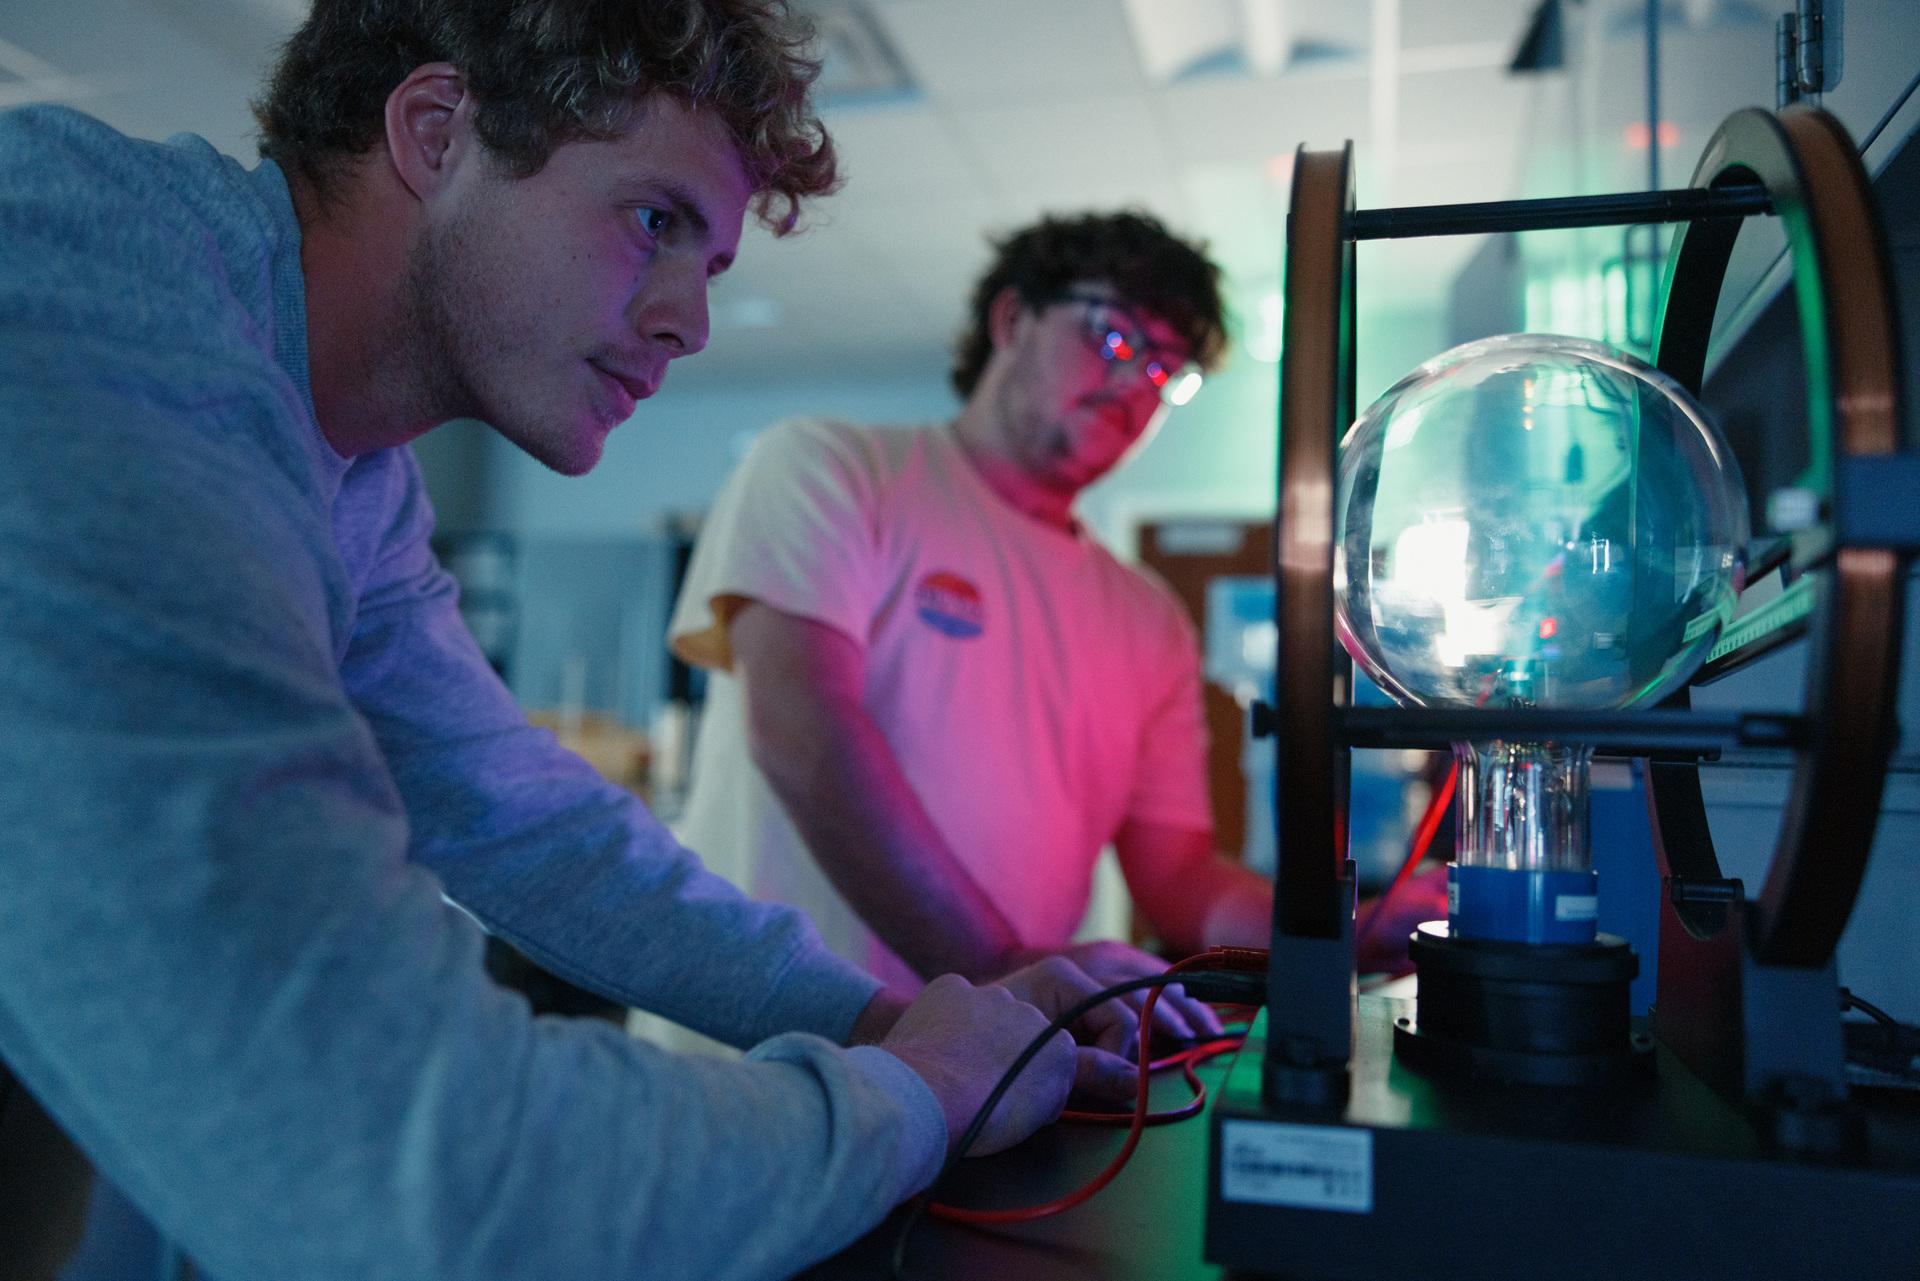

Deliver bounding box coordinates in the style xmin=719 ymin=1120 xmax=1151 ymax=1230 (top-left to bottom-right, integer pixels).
xmin=0 ymin=105 xmax=944 ymax=1280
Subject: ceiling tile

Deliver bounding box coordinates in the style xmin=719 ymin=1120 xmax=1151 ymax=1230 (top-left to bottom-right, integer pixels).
xmin=1393 ymin=64 xmax=1538 ymax=147
xmin=4 ymin=0 xmax=285 ymax=91
xmin=947 ymin=92 xmax=1171 ymax=197
xmin=877 ymin=0 xmax=1146 ymax=106
xmin=1161 ymin=73 xmax=1373 ymax=166
xmin=0 ymin=0 xmax=1565 ymax=392
xmin=820 ymin=192 xmax=1002 ymax=318
xmin=1400 ymin=0 xmax=1535 ymax=52
xmin=817 ymin=101 xmax=984 ymax=200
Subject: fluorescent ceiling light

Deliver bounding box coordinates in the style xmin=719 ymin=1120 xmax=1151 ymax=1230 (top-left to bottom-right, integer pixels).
xmin=799 ymin=1 xmax=919 ymax=105
xmin=1121 ymin=0 xmax=1362 ymax=84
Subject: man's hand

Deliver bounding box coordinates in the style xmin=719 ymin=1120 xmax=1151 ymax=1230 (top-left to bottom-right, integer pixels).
xmin=988 ymin=955 xmax=1140 ymax=1100
xmin=878 ymin=974 xmax=1079 ymax=1156
xmin=846 ymin=986 xmax=911 ymax=1045
xmin=994 ymin=940 xmax=1224 ymax=1049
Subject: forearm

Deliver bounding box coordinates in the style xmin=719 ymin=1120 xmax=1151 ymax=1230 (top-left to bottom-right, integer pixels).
xmin=1194 ymin=859 xmax=1276 ymax=948
xmin=754 ymin=702 xmax=1025 ymax=980
xmin=0 ymin=845 xmax=942 ymax=1281
xmin=847 ymin=985 xmax=912 ymax=1044
xmin=0 ymin=604 xmax=936 ymax=1281
xmin=406 ymin=737 xmax=879 ymax=1046
xmin=1118 ymin=823 xmax=1274 ymax=956
xmin=1151 ymin=855 xmax=1273 ymax=953
xmin=345 ymin=587 xmax=879 ymax=1049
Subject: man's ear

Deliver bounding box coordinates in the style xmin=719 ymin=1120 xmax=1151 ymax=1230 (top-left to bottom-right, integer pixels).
xmin=384 ymin=63 xmax=475 ymax=201
xmin=986 ymin=285 xmax=1030 ymax=352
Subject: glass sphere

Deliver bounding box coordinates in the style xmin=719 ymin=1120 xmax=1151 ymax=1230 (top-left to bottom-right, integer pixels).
xmin=1335 ymin=333 xmax=1749 ymax=713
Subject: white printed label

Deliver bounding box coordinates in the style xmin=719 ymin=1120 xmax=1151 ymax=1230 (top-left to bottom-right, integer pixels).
xmin=1447 ymin=878 xmax=1460 ymax=915
xmin=1554 ymin=894 xmax=1599 ymax=922
xmin=1220 ymin=1121 xmax=1373 ymax=1213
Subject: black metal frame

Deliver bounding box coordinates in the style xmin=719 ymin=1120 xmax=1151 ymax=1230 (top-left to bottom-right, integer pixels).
xmin=1646 ymin=107 xmax=1907 ymax=974
xmin=1347 ymin=183 xmax=1771 ymax=241
xmin=1263 ymin=145 xmax=1360 ymax=1109
xmin=1209 ymin=102 xmax=1920 ymax=1281
xmin=1334 ymin=706 xmax=1805 ymax=755
xmin=1261 ymin=103 xmax=1910 ymax=1108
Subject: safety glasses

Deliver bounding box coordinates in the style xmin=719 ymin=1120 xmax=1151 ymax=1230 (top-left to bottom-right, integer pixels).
xmin=1060 ymin=291 xmax=1203 ymax=406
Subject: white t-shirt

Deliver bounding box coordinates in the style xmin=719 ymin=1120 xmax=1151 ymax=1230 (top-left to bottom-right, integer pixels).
xmin=670 ymin=419 xmax=1211 ymax=989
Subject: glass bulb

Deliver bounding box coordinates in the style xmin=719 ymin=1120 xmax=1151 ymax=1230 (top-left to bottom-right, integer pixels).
xmin=1334 ymin=334 xmax=1748 ymax=942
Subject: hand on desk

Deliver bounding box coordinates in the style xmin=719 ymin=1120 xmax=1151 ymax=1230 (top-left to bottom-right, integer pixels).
xmin=878 ymin=972 xmax=1084 ymax=1157
xmin=868 ymin=948 xmax=1227 ymax=1160
xmin=994 ymin=940 xmax=1225 ymax=1048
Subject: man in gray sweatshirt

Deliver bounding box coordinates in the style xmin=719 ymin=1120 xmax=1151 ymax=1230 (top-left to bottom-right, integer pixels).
xmin=0 ymin=2 xmax=1147 ymax=1277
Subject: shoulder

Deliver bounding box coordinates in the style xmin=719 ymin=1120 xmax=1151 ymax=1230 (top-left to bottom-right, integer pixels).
xmin=0 ymin=106 xmax=269 ymax=255
xmin=738 ymin=418 xmax=945 ymax=492
xmin=0 ymin=110 xmax=328 ymax=562
xmin=0 ymin=107 xmax=286 ymax=368
xmin=339 ymin=446 xmax=432 ymax=542
xmin=1089 ymin=546 xmax=1200 ymax=645
xmin=0 ymin=105 xmax=159 ymax=187
xmin=751 ymin=417 xmax=914 ymax=462
xmin=751 ymin=415 xmax=865 ymax=460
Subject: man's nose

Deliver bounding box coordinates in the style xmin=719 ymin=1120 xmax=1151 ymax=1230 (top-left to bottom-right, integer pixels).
xmin=633 ymin=261 xmax=711 ymax=356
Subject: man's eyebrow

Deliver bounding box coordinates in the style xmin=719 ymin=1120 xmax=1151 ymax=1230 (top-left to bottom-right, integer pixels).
xmin=649 ymin=179 xmax=735 ymax=274
xmin=1101 ymin=298 xmax=1181 ymax=348
xmin=654 ymin=181 xmax=712 ymax=240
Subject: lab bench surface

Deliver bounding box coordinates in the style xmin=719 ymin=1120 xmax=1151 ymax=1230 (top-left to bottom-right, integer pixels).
xmin=800 ymin=1053 xmax=1230 ymax=1281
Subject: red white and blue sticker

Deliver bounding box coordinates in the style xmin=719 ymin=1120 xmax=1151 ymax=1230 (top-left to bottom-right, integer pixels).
xmin=915 ymin=570 xmax=985 ymax=639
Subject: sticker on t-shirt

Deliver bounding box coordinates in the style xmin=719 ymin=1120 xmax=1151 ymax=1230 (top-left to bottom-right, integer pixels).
xmin=915 ymin=570 xmax=985 ymax=639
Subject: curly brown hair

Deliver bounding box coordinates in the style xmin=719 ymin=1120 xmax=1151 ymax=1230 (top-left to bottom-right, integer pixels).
xmin=253 ymin=0 xmax=838 ymax=233
xmin=951 ymin=210 xmax=1228 ymax=398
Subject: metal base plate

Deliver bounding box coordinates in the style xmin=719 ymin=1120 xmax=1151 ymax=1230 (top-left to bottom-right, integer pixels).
xmin=1205 ymin=998 xmax=1920 ymax=1281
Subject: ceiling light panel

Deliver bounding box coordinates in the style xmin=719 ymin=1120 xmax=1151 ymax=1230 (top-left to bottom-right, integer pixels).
xmin=876 ymin=0 xmax=1147 ymax=105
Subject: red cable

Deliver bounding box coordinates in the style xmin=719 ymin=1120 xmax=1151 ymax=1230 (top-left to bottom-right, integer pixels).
xmin=1354 ymin=757 xmax=1457 ymax=957
xmin=1059 ymin=1034 xmax=1244 ymax=1126
xmin=929 ymin=949 xmax=1266 ymax=1226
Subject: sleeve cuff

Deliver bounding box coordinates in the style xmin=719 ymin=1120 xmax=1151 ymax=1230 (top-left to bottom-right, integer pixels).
xmin=841 ymin=1043 xmax=948 ymax=1196
xmin=753 ymin=938 xmax=888 ymax=1046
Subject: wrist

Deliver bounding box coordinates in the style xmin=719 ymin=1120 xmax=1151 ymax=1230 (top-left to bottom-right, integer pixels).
xmin=977 ymin=945 xmax=1033 ymax=983
xmin=847 ymin=986 xmax=912 ymax=1045
xmin=1202 ymin=878 xmax=1276 ymax=949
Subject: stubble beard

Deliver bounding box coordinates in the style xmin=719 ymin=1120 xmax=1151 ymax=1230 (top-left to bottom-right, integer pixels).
xmin=993 ymin=353 xmax=1077 ymax=495
xmin=393 ymin=221 xmax=476 ymax=432
xmin=398 ymin=207 xmax=601 ymax=477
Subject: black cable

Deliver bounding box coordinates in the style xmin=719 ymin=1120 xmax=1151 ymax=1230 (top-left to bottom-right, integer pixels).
xmin=1841 ymin=987 xmax=1901 ymax=1031
xmin=889 ymin=968 xmax=1267 ymax=1279
xmin=1839 ymin=987 xmax=1920 ymax=1083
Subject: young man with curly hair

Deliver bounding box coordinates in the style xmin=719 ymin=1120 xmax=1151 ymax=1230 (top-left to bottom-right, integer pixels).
xmin=0 ymin=4 xmax=1141 ymax=1278
xmin=670 ymin=212 xmax=1276 ymax=1032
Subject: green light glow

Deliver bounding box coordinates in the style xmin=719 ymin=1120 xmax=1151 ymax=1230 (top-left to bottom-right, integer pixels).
xmin=1523 ymin=267 xmax=1626 ymax=344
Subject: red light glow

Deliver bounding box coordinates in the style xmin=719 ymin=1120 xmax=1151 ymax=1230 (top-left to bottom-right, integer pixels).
xmin=1624 ymin=121 xmax=1681 ymax=149
xmin=1539 ymin=617 xmax=1559 ymax=640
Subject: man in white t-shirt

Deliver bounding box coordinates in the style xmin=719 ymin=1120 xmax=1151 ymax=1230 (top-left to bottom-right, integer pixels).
xmin=670 ymin=212 xmax=1273 ymax=1038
